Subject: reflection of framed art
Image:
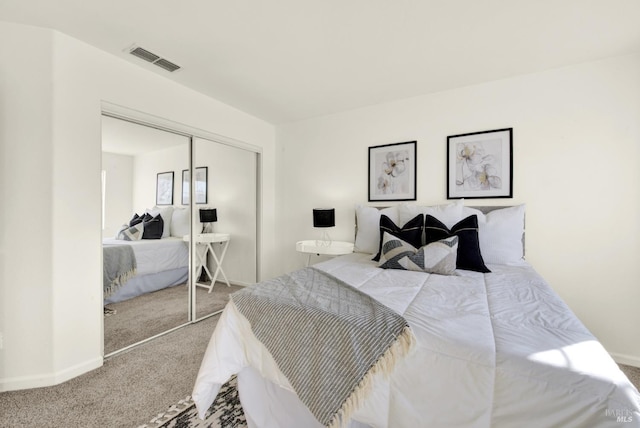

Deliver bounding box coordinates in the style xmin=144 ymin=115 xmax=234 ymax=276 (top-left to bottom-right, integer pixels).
xmin=156 ymin=171 xmax=174 ymax=205
xmin=447 ymin=128 xmax=513 ymax=199
xmin=368 ymin=141 xmax=417 ymax=202
xmin=182 ymin=167 xmax=208 ymax=205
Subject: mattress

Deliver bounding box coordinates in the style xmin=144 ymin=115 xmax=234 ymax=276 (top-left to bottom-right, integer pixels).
xmin=192 ymin=253 xmax=640 ymax=427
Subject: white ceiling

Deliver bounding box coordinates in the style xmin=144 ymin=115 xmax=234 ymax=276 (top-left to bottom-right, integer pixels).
xmin=2 ymin=0 xmax=639 ymax=124
xmin=102 ymin=115 xmax=188 ymax=155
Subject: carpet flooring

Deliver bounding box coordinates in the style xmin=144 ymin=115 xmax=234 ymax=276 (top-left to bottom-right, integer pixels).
xmin=624 ymin=364 xmax=640 ymax=391
xmin=105 ymin=282 xmax=243 ymax=354
xmin=0 ymin=313 xmax=227 ymax=428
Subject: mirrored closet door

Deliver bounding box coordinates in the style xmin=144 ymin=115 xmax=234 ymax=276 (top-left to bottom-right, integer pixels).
xmin=191 ymin=137 xmax=257 ymax=321
xmin=101 ymin=112 xmax=260 ymax=355
xmin=102 ymin=115 xmax=191 ymax=355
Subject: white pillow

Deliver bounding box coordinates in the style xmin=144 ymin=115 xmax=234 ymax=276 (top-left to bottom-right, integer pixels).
xmin=398 ymin=200 xmax=464 ymax=229
xmin=171 ymin=208 xmax=190 ymax=237
xmin=462 ymin=204 xmax=525 ymax=265
xmin=354 ymin=205 xmax=399 ymax=254
xmin=146 ymin=206 xmax=174 ymax=239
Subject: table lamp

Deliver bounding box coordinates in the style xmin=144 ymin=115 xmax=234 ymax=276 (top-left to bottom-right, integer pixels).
xmin=313 ymin=208 xmax=335 ymax=246
xmin=199 ymin=208 xmax=217 ymax=233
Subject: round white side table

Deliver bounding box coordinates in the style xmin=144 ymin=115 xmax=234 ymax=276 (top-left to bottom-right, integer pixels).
xmin=295 ymin=240 xmax=354 ymax=266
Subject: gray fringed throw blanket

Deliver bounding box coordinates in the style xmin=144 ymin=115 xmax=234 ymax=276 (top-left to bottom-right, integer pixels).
xmin=231 ymin=267 xmax=416 ymax=428
xmin=103 ymin=244 xmax=137 ymax=299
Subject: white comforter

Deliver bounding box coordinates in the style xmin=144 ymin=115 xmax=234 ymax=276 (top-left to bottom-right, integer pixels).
xmin=192 ymin=253 xmax=640 ymax=427
xmin=102 ymin=237 xmax=188 ymax=276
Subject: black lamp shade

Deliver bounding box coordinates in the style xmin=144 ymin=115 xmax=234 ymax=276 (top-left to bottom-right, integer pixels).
xmin=199 ymin=208 xmax=217 ymax=223
xmin=313 ymin=208 xmax=335 ymax=228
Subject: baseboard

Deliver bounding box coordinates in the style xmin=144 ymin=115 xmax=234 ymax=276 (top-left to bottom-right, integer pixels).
xmin=611 ymin=352 xmax=640 ymax=368
xmin=0 ymin=357 xmax=103 ymax=392
xmin=229 ymin=279 xmax=250 ymax=287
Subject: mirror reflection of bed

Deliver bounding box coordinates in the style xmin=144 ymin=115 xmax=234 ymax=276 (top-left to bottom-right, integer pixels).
xmin=101 ymin=114 xmax=257 ymax=356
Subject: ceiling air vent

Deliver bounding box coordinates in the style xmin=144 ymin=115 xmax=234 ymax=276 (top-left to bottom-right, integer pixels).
xmin=128 ymin=45 xmax=181 ymax=72
xmin=153 ymin=58 xmax=181 ymax=73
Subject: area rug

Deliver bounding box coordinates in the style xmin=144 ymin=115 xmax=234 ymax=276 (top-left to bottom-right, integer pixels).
xmin=139 ymin=376 xmax=247 ymax=428
xmin=103 ymin=306 xmax=117 ymax=317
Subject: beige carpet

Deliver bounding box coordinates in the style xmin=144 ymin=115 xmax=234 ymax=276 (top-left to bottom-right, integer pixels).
xmin=623 ymin=364 xmax=640 ymax=391
xmin=105 ymin=282 xmax=243 ymax=354
xmin=1 ymin=314 xmax=225 ymax=428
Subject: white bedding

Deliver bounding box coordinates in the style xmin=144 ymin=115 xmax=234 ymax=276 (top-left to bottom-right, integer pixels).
xmin=192 ymin=253 xmax=640 ymax=427
xmin=103 ymin=237 xmax=189 ymax=304
xmin=102 ymin=237 xmax=188 ymax=276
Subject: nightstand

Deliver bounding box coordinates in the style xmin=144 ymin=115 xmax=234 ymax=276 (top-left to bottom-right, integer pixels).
xmin=296 ymin=240 xmax=354 ymax=266
xmin=183 ymin=233 xmax=231 ymax=292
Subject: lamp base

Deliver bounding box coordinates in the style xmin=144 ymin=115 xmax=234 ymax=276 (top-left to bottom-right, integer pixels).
xmin=315 ymin=230 xmax=332 ymax=247
xmin=202 ymin=223 xmax=214 ymax=234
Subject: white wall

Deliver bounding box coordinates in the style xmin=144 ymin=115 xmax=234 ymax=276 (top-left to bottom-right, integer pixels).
xmin=276 ymin=53 xmax=640 ymax=365
xmin=194 ymin=138 xmax=257 ymax=286
xmin=0 ymin=21 xmax=276 ymax=391
xmin=131 ymin=140 xmax=257 ymax=286
xmin=131 ymin=145 xmax=189 ymax=211
xmin=0 ymin=23 xmax=55 ymax=388
xmin=102 ymin=152 xmax=134 ymax=238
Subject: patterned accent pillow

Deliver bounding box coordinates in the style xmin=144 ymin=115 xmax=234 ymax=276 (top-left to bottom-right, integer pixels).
xmin=116 ymin=222 xmax=144 ymax=241
xmin=378 ymin=231 xmax=459 ymax=275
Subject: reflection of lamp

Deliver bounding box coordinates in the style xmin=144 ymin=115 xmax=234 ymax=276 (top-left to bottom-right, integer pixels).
xmin=313 ymin=208 xmax=335 ymax=246
xmin=199 ymin=208 xmax=217 ymax=233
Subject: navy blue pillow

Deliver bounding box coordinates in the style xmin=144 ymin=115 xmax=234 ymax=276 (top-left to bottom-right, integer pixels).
xmin=424 ymin=214 xmax=490 ymax=273
xmin=372 ymin=214 xmax=424 ymax=262
xmin=142 ymin=213 xmax=164 ymax=240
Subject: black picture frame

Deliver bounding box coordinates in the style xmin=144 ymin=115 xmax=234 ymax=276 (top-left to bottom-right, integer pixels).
xmin=156 ymin=171 xmax=174 ymax=205
xmin=447 ymin=128 xmax=513 ymax=199
xmin=368 ymin=141 xmax=417 ymax=202
xmin=182 ymin=167 xmax=208 ymax=205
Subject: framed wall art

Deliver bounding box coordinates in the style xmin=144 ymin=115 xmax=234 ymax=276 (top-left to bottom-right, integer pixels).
xmin=156 ymin=171 xmax=174 ymax=205
xmin=368 ymin=141 xmax=417 ymax=202
xmin=182 ymin=166 xmax=208 ymax=205
xmin=447 ymin=128 xmax=513 ymax=199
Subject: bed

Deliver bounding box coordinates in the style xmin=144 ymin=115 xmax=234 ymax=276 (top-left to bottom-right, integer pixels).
xmin=103 ymin=237 xmax=189 ymax=304
xmin=103 ymin=206 xmax=190 ymax=304
xmin=191 ymin=203 xmax=640 ymax=427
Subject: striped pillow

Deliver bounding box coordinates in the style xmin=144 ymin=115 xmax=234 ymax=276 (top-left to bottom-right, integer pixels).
xmin=378 ymin=231 xmax=458 ymax=275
